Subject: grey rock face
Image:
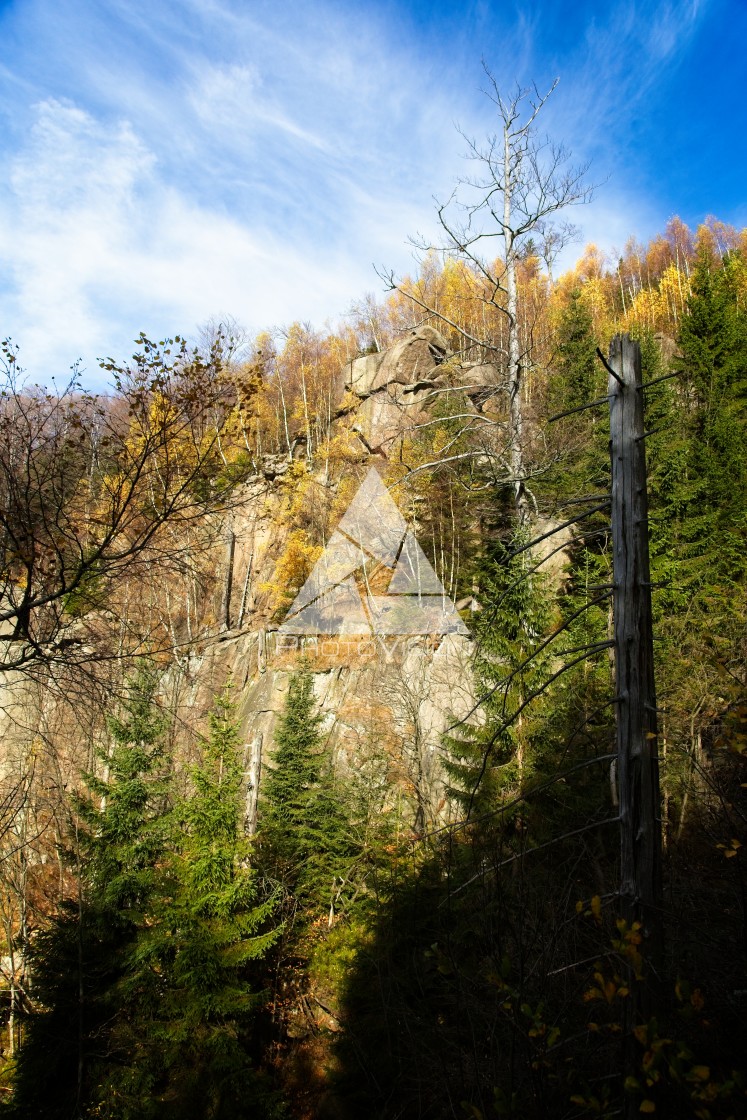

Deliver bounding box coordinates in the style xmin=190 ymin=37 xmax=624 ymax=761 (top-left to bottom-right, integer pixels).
xmin=346 ymin=326 xmax=449 ymax=398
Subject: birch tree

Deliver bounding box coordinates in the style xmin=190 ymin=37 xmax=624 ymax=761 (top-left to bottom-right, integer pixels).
xmin=382 ymin=69 xmax=592 ymax=521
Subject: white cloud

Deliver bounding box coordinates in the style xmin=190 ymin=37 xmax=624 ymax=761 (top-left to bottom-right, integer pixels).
xmin=0 ymin=1 xmax=478 ymax=385
xmin=0 ymin=97 xmax=384 ymax=381
xmin=0 ymin=0 xmax=727 ymax=388
xmin=0 ymin=88 xmax=449 ymax=381
xmin=188 ymin=61 xmax=328 ymax=149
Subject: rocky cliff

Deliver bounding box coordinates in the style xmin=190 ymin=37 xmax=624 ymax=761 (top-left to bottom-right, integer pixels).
xmin=165 ymin=326 xmax=485 ymax=829
xmin=0 ymin=326 xmax=573 ymax=835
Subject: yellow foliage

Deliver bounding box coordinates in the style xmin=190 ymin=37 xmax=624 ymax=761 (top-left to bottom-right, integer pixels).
xmin=624 ymin=286 xmax=662 ymax=333
xmin=658 ymin=263 xmax=690 ymax=332
xmin=327 ymin=472 xmax=361 ymax=526
xmin=260 ymin=528 xmax=322 ymax=615
xmin=314 ymin=426 xmax=367 ymax=471
xmin=622 ymin=263 xmax=691 ymax=336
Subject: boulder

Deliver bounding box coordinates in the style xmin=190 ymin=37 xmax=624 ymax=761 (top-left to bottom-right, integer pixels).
xmin=352 ymin=391 xmax=410 ymax=454
xmin=459 ymin=362 xmax=501 ymax=409
xmin=346 ymin=326 xmax=449 ymax=397
xmin=653 ymin=333 xmax=682 ymax=367
xmin=346 ymin=350 xmax=387 ymax=396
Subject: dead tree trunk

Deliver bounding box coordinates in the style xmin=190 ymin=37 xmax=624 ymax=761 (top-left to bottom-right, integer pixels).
xmin=220 ymin=528 xmax=236 ymax=631
xmin=244 ymin=734 xmax=262 ymax=835
xmin=607 ymin=334 xmax=663 ymax=1107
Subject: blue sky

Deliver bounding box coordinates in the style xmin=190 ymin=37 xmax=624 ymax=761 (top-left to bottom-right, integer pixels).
xmin=0 ymin=0 xmax=744 ymax=386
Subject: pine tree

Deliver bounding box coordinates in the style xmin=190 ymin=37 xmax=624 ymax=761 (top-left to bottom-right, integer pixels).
xmin=260 ymin=666 xmax=353 ymax=915
xmin=94 ymin=685 xmax=282 ymax=1120
xmin=443 ymin=528 xmax=554 ymax=820
xmin=4 ymin=661 xmax=169 ymax=1119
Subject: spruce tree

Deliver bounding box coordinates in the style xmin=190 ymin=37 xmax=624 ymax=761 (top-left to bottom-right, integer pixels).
xmin=5 ymin=673 xmax=284 ymax=1120
xmin=443 ymin=529 xmax=554 ymax=820
xmin=639 ymin=251 xmax=747 ymax=724
xmin=544 ymin=286 xmax=608 ymax=505
xmin=554 ymin=288 xmax=599 ymax=410
xmin=642 ymin=252 xmax=747 ymax=827
xmin=675 ymin=249 xmax=747 ymax=587
xmin=93 ymin=685 xmax=282 ymax=1120
xmin=4 ymin=661 xmax=169 ymax=1120
xmin=260 ymin=665 xmax=353 ymax=915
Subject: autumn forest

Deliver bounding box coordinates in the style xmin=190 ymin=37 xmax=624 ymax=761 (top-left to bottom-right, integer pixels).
xmin=1 ymin=109 xmax=746 ymax=1120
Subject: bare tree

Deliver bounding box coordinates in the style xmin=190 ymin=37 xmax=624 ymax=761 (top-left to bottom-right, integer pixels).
xmin=380 ymin=68 xmax=593 ymax=521
xmin=195 ymin=316 xmax=251 ymax=369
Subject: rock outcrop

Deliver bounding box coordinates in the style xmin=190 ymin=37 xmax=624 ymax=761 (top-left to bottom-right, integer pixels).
xmin=343 ymin=326 xmax=462 ymax=454
xmin=0 ymin=331 xmax=505 ymax=828
xmin=346 ymin=326 xmax=449 ymax=397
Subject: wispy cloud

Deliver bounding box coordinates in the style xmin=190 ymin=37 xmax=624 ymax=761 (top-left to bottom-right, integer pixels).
xmin=0 ymin=0 xmax=738 ymax=385
xmin=0 ymin=0 xmax=480 ymax=381
xmin=188 ymin=63 xmax=328 ymax=150
xmin=0 ymin=97 xmax=389 ymax=378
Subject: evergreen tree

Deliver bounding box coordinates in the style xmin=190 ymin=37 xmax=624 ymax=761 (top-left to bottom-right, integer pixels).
xmin=635 ymin=254 xmax=747 ymax=752
xmin=5 ymin=674 xmax=284 ymax=1120
xmin=543 ymin=287 xmax=608 ymax=506
xmin=642 ymin=252 xmax=747 ymax=835
xmin=675 ymin=249 xmax=747 ymax=587
xmin=82 ymin=662 xmax=170 ymax=919
xmin=554 ymin=288 xmax=599 ymax=410
xmin=260 ymin=666 xmax=353 ymax=915
xmin=443 ymin=528 xmax=554 ymax=820
xmin=4 ymin=662 xmax=169 ymax=1119
xmin=93 ymin=685 xmax=282 ymax=1120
